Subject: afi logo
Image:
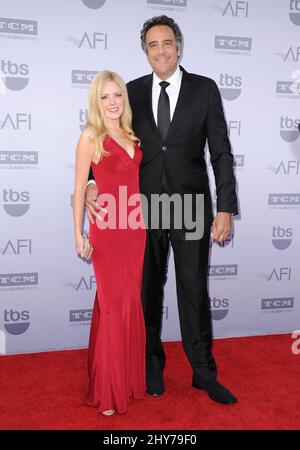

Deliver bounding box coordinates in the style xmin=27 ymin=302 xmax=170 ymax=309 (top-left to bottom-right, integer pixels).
xmin=76 ymin=276 xmax=96 ymax=290
xmin=210 ymin=233 xmax=234 ymax=247
xmin=268 ymin=267 xmax=291 ymax=281
xmin=78 ymin=32 xmax=107 ymax=49
xmin=228 ymin=120 xmax=241 ymax=135
xmin=0 ymin=113 xmax=31 ymax=130
xmin=275 ymin=161 xmax=299 ymax=175
xmin=283 ymin=46 xmax=300 ymax=61
xmin=2 ymin=239 xmax=32 ymax=255
xmin=223 ymin=1 xmax=249 ymax=17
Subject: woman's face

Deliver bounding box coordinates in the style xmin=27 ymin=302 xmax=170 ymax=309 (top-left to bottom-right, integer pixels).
xmin=99 ymin=80 xmax=124 ymax=123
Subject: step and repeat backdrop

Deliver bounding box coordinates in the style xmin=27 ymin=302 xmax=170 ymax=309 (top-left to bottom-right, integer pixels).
xmin=0 ymin=0 xmax=299 ymax=355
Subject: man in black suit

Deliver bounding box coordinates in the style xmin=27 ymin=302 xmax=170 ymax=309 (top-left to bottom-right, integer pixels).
xmin=86 ymin=16 xmax=238 ymax=404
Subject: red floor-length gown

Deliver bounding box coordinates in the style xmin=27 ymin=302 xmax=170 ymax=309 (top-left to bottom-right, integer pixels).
xmin=85 ymin=135 xmax=146 ymax=414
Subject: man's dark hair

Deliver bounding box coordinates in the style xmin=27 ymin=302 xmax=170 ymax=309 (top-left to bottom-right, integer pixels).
xmin=140 ymin=15 xmax=183 ymax=52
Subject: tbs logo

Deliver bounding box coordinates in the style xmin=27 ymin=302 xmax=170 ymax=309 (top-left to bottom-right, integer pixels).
xmin=0 ymin=60 xmax=29 ymax=91
xmin=280 ymin=117 xmax=300 ymax=142
xmin=210 ymin=297 xmax=229 ymax=320
xmin=4 ymin=309 xmax=30 ymax=335
xmin=219 ymin=74 xmax=242 ymax=101
xmin=289 ymin=0 xmax=300 ymax=25
xmin=81 ymin=0 xmax=106 ymax=9
xmin=2 ymin=189 xmax=30 ymax=216
xmin=272 ymin=226 xmax=292 ymax=250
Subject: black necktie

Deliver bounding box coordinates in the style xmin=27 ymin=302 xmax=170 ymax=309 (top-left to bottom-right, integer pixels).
xmin=157 ymin=81 xmax=170 ymax=141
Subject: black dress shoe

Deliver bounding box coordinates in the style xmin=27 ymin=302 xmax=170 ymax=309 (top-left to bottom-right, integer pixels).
xmin=192 ymin=378 xmax=237 ymax=404
xmin=146 ymin=369 xmax=164 ymax=396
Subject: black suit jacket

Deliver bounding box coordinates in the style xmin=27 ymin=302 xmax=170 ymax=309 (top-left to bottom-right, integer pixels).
xmin=89 ymin=67 xmax=238 ymax=227
xmin=126 ymin=66 xmax=238 ymax=226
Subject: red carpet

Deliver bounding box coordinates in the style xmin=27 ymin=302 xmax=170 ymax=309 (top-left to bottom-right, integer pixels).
xmin=0 ymin=334 xmax=299 ymax=430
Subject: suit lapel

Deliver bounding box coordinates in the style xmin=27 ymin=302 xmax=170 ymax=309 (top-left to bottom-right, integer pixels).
xmin=141 ymin=67 xmax=193 ymax=144
xmin=143 ymin=74 xmax=162 ymax=142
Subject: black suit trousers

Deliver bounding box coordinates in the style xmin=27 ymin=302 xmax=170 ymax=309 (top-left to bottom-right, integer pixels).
xmin=141 ymin=226 xmax=217 ymax=382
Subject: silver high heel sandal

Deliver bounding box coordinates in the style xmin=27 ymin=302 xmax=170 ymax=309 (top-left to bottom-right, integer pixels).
xmin=102 ymin=409 xmax=115 ymax=416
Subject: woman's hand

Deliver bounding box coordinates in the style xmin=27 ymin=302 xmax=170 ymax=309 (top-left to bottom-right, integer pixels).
xmin=75 ymin=233 xmax=93 ymax=260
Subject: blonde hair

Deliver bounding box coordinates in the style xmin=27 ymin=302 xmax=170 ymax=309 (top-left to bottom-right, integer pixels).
xmin=86 ymin=70 xmax=139 ymax=161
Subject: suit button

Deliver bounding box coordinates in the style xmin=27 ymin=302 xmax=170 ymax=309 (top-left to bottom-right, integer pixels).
xmin=162 ymin=146 xmax=167 ymax=151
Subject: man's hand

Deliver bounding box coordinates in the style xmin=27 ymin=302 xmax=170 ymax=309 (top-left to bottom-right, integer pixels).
xmin=211 ymin=212 xmax=232 ymax=242
xmin=85 ymin=183 xmax=100 ymax=224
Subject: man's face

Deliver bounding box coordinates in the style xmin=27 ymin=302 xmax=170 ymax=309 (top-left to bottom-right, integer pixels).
xmin=145 ymin=25 xmax=180 ymax=80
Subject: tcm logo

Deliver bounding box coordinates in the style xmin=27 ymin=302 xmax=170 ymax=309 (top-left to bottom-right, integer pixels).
xmin=280 ymin=117 xmax=300 ymax=142
xmin=69 ymin=309 xmax=92 ymax=324
xmin=0 ymin=113 xmax=31 ymax=130
xmin=276 ymin=81 xmax=299 ymax=96
xmin=147 ymin=0 xmax=187 ymax=7
xmin=79 ymin=109 xmax=87 ymax=131
xmin=2 ymin=189 xmax=30 ymax=216
xmin=72 ymin=70 xmax=98 ymax=87
xmin=233 ymin=154 xmax=244 ymax=168
xmin=268 ymin=193 xmax=300 ymax=207
xmin=0 ymin=272 xmax=38 ymax=288
xmin=275 ymin=46 xmax=300 ymax=62
xmin=228 ymin=120 xmax=241 ymax=136
xmin=4 ymin=309 xmax=30 ymax=335
xmin=81 ymin=0 xmax=106 ymax=9
xmin=208 ymin=264 xmax=238 ymax=277
xmin=289 ymin=0 xmax=300 ymax=26
xmin=215 ymin=35 xmax=252 ymax=52
xmin=212 ymin=1 xmax=249 ymax=17
xmin=219 ymin=74 xmax=242 ymax=100
xmin=268 ymin=267 xmax=292 ymax=282
xmin=0 ymin=18 xmax=38 ymax=36
xmin=272 ymin=226 xmax=292 ymax=250
xmin=1 ymin=239 xmax=32 ymax=255
xmin=0 ymin=151 xmax=38 ymax=166
xmin=0 ymin=60 xmax=29 ymax=91
xmin=210 ymin=297 xmax=229 ymax=320
xmin=261 ymin=297 xmax=294 ymax=312
xmin=66 ymin=32 xmax=108 ymax=50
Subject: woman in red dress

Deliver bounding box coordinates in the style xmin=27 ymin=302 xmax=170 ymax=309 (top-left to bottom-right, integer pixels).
xmin=73 ymin=71 xmax=146 ymax=415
